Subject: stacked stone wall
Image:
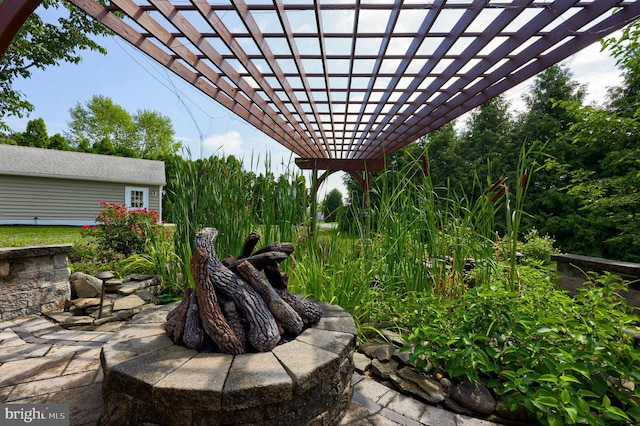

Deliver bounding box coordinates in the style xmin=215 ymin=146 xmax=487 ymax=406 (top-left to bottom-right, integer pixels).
xmin=0 ymin=245 xmax=72 ymax=320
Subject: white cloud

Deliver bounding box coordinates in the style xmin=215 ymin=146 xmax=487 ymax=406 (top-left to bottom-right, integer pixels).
xmin=202 ymin=130 xmax=244 ymax=157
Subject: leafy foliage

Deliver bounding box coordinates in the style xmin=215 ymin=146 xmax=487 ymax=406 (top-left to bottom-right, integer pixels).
xmin=91 ymin=201 xmax=159 ymax=257
xmin=119 ymin=226 xmax=183 ymax=296
xmin=65 ymin=95 xmax=180 ymax=158
xmin=166 ymin=153 xmax=309 ymax=288
xmin=68 ymin=230 xmax=125 ymax=277
xmin=0 ymin=1 xmax=109 ymax=130
xmin=520 ymin=228 xmax=558 ymax=265
xmin=322 ymin=188 xmax=343 ymax=222
xmin=406 ymin=270 xmax=640 ymax=425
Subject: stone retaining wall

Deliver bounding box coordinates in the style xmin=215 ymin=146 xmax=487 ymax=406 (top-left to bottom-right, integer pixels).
xmin=0 ymin=244 xmax=72 ymax=320
xmin=100 ymin=300 xmax=357 ymax=426
xmin=552 ymin=253 xmax=640 ymax=307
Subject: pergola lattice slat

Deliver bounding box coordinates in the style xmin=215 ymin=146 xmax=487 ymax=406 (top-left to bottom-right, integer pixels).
xmin=56 ymin=0 xmax=640 ymax=170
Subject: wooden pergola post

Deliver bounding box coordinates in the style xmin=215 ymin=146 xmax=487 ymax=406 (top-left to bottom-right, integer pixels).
xmin=296 ymin=158 xmax=384 ymax=231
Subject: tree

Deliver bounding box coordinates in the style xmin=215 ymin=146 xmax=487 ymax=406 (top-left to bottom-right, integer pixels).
xmin=512 ymin=65 xmax=586 ymax=243
xmin=15 ymin=118 xmax=49 ymax=148
xmin=67 ymin=95 xmax=137 ymax=151
xmin=561 ymin=104 xmax=640 ymax=261
xmin=602 ymin=20 xmax=640 ymax=118
xmin=133 ymin=109 xmax=181 ymax=159
xmin=457 ymin=95 xmax=514 ymax=196
xmin=322 ymin=189 xmax=343 ymax=222
xmin=0 ymin=1 xmax=109 ymax=130
xmin=48 ymin=133 xmax=71 ymax=150
xmin=66 ymin=95 xmax=180 ymax=158
xmin=423 ymin=122 xmax=464 ymax=190
xmin=516 ymin=64 xmax=585 ymax=155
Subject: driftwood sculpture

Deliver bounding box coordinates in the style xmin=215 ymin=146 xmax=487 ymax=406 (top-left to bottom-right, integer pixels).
xmin=166 ymin=227 xmax=322 ymax=354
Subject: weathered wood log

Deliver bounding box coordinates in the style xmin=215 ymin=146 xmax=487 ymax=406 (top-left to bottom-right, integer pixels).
xmin=263 ymin=262 xmax=288 ymax=290
xmin=222 ymin=254 xmax=236 ymax=268
xmin=224 ymin=251 xmax=289 ymax=270
xmin=237 ymin=260 xmax=304 ymax=335
xmin=252 ymin=242 xmax=295 ymax=257
xmin=276 ymin=289 xmax=323 ymax=325
xmin=165 ymin=287 xmax=192 ymax=344
xmin=238 ymin=230 xmax=261 ymax=259
xmin=191 ymin=247 xmax=245 ymax=355
xmin=222 ymin=300 xmax=246 ymax=353
xmin=196 ymin=228 xmax=280 ymax=352
xmin=182 ymin=289 xmax=204 ymax=350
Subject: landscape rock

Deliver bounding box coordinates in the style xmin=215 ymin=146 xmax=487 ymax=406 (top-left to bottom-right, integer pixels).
xmin=71 ymin=298 xmax=101 ymax=309
xmin=443 ymin=396 xmax=476 ymax=416
xmin=70 ymin=272 xmax=102 ymax=298
xmin=449 ymin=380 xmax=496 ymax=414
xmin=112 ymin=294 xmax=146 ymax=311
xmin=93 ymin=314 xmax=121 ymax=326
xmin=372 ymin=343 xmax=394 ymax=361
xmin=42 ymin=311 xmax=75 ymax=323
xmin=371 ymin=358 xmax=398 ymax=380
xmin=380 ymin=329 xmax=404 ymax=346
xmin=104 ymin=278 xmax=123 ymax=287
xmin=128 ymin=274 xmax=155 ymax=281
xmin=89 ymin=303 xmax=113 ymax=319
xmin=358 ymin=341 xmax=385 ymax=359
xmin=392 ymin=348 xmax=411 ymax=365
xmin=63 ymin=316 xmax=95 ymax=326
xmin=389 ymin=372 xmax=446 ymax=404
xmin=495 ymin=396 xmax=529 ymax=421
xmin=134 ymin=289 xmax=160 ymax=304
xmin=353 ymin=351 xmax=371 ymax=374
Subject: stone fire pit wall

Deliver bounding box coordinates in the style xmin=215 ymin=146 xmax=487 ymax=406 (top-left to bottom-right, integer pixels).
xmin=0 ymin=244 xmax=72 ymax=320
xmin=100 ymin=299 xmax=357 ymax=426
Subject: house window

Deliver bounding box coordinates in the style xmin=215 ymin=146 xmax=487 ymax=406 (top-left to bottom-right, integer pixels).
xmin=125 ymin=187 xmax=149 ymax=209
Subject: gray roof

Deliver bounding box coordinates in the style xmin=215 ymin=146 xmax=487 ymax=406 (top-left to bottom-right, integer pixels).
xmin=0 ymin=144 xmax=166 ymax=186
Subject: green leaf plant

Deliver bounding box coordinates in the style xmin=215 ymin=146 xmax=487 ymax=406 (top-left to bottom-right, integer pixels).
xmin=405 ymin=269 xmax=640 ymax=425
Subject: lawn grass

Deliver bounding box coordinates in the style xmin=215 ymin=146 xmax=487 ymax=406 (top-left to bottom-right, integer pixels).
xmin=0 ymin=225 xmax=83 ymax=248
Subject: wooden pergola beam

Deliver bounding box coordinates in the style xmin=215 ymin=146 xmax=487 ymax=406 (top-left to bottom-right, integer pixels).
xmin=0 ymin=0 xmax=42 ymax=58
xmin=5 ymin=0 xmax=640 ymax=170
xmin=295 ymin=158 xmax=386 ymax=172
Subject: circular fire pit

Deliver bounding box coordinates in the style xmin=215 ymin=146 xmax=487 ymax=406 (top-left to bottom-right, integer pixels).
xmin=99 ymin=300 xmax=356 ymax=425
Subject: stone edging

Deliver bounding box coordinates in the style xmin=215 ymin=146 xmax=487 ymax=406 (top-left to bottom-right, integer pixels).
xmin=99 ymin=299 xmax=357 ymax=426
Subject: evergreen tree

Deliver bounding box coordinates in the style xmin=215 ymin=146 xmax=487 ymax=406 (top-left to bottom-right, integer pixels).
xmin=322 ymin=189 xmax=343 ymax=222
xmin=457 ymin=95 xmax=514 ymax=196
xmin=512 ymin=64 xmax=586 ymax=244
xmin=423 ymin=122 xmax=463 ymax=190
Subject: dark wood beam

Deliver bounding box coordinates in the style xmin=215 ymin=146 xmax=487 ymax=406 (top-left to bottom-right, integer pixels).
xmin=295 ymin=158 xmax=386 ymax=172
xmin=0 ymin=0 xmax=42 ymax=58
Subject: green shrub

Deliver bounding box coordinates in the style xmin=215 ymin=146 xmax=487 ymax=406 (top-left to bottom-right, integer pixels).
xmin=119 ymin=225 xmax=183 ymax=297
xmin=521 ymin=227 xmax=558 ymax=265
xmin=93 ymin=201 xmax=159 ymax=256
xmin=405 ymin=270 xmax=640 ymax=425
xmin=68 ymin=235 xmax=124 ymax=276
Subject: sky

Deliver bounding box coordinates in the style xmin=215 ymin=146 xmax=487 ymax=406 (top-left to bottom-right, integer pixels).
xmin=4 ymin=6 xmax=625 ymax=202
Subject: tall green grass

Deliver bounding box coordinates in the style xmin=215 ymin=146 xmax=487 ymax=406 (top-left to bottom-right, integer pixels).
xmin=168 ymin=146 xmax=531 ymax=333
xmin=168 ymin=152 xmax=309 ymax=287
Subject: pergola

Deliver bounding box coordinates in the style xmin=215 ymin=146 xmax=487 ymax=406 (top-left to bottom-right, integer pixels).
xmin=2 ymin=0 xmax=640 ymax=197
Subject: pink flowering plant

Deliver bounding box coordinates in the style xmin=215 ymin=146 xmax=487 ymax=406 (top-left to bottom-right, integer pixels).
xmin=93 ymin=201 xmax=160 ymax=257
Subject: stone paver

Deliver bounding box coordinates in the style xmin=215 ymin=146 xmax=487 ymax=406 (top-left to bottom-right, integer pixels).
xmin=0 ymin=314 xmax=504 ymax=426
